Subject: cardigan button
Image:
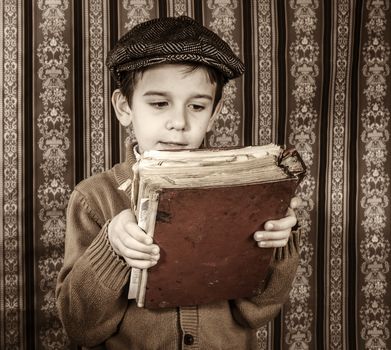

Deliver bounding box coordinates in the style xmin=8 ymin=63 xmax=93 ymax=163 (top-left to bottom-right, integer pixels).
xmin=184 ymin=333 xmax=194 ymax=345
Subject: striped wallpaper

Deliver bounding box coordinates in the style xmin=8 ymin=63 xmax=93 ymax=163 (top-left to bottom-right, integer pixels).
xmin=0 ymin=0 xmax=390 ymax=349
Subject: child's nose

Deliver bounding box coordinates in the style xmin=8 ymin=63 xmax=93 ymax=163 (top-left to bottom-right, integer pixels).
xmin=166 ymin=107 xmax=186 ymax=130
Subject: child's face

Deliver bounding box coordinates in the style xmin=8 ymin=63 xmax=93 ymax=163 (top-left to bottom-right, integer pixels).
xmin=113 ymin=64 xmax=222 ymax=153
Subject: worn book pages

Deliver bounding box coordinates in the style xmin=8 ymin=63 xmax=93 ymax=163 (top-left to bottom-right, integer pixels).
xmin=128 ymin=144 xmax=306 ymax=308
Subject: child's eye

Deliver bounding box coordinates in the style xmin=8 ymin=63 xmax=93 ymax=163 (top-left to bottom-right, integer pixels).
xmin=189 ymin=104 xmax=205 ymax=112
xmin=150 ymin=101 xmax=168 ymax=109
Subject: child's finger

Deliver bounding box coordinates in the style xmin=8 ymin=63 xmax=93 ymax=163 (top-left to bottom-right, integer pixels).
xmin=124 ymin=221 xmax=154 ymax=245
xmin=124 ymin=257 xmax=158 ymax=269
xmin=119 ymin=242 xmax=159 ymax=261
xmin=121 ymin=232 xmax=159 ymax=254
xmin=289 ymin=196 xmax=302 ymax=209
xmin=286 ymin=206 xmax=296 ymax=218
xmin=257 ymin=238 xmax=289 ymax=248
xmin=264 ymin=215 xmax=297 ymax=231
xmin=254 ymin=229 xmax=290 ymax=242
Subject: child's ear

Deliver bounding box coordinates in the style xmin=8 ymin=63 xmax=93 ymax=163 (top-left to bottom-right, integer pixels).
xmin=207 ymin=99 xmax=223 ymax=132
xmin=111 ymin=89 xmax=133 ymax=127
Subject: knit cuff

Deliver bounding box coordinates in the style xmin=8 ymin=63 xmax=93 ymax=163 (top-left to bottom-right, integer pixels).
xmin=273 ymin=230 xmax=300 ymax=261
xmin=85 ymin=221 xmax=131 ymax=291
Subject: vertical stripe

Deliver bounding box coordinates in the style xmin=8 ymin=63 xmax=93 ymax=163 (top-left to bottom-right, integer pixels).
xmin=325 ymin=1 xmax=354 ymax=348
xmin=74 ymin=0 xmax=84 ymax=184
xmin=252 ymin=0 xmax=278 ymax=146
xmin=84 ymin=0 xmax=111 ymax=177
xmin=319 ymin=0 xmax=332 ymax=349
xmin=257 ymin=323 xmax=273 ymax=350
xmin=16 ymin=1 xmax=24 ymax=345
xmin=118 ymin=0 xmax=159 ymax=162
xmin=276 ymin=0 xmax=286 ymax=145
xmin=193 ymin=0 xmax=203 ymax=24
xmin=358 ymin=1 xmax=391 ymax=349
xmin=167 ymin=0 xmax=194 ymax=17
xmin=203 ymin=0 xmax=245 ymax=147
xmin=252 ymin=2 xmax=278 ymax=346
xmin=109 ymin=0 xmax=119 ymax=168
xmin=24 ymin=0 xmax=35 ymax=347
xmin=34 ymin=1 xmax=74 ymax=348
xmin=0 ymin=0 xmax=4 ymax=343
xmin=17 ymin=3 xmax=24 ymax=347
xmin=284 ymin=1 xmax=320 ymax=348
xmin=251 ymin=1 xmax=278 ymax=346
xmin=158 ymin=0 xmax=167 ymax=17
xmin=348 ymin=1 xmax=363 ymax=348
xmin=1 ymin=0 xmax=24 ymax=348
xmin=103 ymin=0 xmax=112 ymax=171
xmin=242 ymin=1 xmax=253 ymax=147
xmin=274 ymin=2 xmax=286 ymax=348
xmin=253 ymin=0 xmax=285 ymax=349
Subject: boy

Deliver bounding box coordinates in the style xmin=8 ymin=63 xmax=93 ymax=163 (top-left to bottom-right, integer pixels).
xmin=56 ymin=16 xmax=300 ymax=349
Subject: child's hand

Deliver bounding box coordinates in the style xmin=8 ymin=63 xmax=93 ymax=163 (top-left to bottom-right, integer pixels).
xmin=108 ymin=209 xmax=160 ymax=269
xmin=253 ymin=197 xmax=300 ymax=248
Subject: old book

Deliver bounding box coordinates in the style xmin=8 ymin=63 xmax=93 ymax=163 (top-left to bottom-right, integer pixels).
xmin=127 ymin=144 xmax=306 ymax=308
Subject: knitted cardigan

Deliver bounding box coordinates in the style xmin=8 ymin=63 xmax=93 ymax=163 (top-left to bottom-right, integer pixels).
xmin=56 ymin=144 xmax=300 ymax=350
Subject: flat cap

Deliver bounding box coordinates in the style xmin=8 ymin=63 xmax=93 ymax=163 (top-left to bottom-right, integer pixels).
xmin=106 ymin=16 xmax=245 ymax=85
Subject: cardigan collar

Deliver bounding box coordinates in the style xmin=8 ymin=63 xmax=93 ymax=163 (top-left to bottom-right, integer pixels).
xmin=113 ymin=141 xmax=138 ymax=200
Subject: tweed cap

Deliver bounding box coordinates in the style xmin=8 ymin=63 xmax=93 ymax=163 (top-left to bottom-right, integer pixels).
xmin=106 ymin=16 xmax=245 ymax=85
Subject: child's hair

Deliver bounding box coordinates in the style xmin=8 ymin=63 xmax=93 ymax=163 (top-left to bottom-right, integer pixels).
xmin=119 ymin=62 xmax=225 ymax=112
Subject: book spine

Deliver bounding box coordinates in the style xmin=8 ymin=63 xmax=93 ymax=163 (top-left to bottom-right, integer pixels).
xmin=136 ymin=193 xmax=159 ymax=308
xmin=128 ymin=198 xmax=149 ymax=299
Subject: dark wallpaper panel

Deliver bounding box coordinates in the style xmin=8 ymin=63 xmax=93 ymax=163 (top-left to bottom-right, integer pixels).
xmin=357 ymin=2 xmax=391 ymax=350
xmin=250 ymin=0 xmax=279 ymax=146
xmin=117 ymin=0 xmax=160 ymax=162
xmin=283 ymin=0 xmax=322 ymax=348
xmin=32 ymin=2 xmax=75 ymax=348
xmin=0 ymin=1 xmax=390 ymax=349
xmin=82 ymin=0 xmax=113 ymax=177
xmin=203 ymin=1 xmax=246 ymax=147
xmin=0 ymin=0 xmax=24 ymax=349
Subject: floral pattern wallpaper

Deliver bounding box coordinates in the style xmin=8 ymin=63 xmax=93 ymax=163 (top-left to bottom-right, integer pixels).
xmin=0 ymin=0 xmax=390 ymax=349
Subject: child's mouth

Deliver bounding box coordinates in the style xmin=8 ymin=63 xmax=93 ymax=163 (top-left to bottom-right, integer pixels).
xmin=158 ymin=141 xmax=188 ymax=149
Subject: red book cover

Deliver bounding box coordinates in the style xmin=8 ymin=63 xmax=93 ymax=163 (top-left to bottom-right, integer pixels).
xmin=127 ymin=145 xmax=306 ymax=308
xmin=145 ymin=180 xmax=298 ymax=308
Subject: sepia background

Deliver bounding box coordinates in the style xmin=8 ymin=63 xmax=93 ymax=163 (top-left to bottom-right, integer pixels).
xmin=1 ymin=0 xmax=390 ymax=349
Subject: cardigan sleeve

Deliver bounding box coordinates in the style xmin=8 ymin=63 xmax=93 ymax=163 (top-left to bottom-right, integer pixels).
xmin=230 ymin=231 xmax=300 ymax=329
xmin=56 ymin=189 xmax=131 ymax=347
